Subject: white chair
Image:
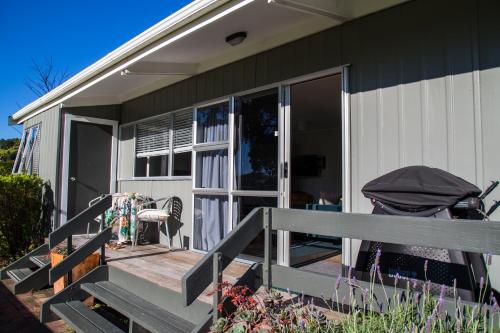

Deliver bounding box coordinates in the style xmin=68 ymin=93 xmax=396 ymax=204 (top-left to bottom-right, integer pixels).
xmin=133 ymin=197 xmax=177 ymax=250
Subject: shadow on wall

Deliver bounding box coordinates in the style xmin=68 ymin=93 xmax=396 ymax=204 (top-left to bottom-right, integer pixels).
xmin=161 ymin=196 xmax=184 ymax=248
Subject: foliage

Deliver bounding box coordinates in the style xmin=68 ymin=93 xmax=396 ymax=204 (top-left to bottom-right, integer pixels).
xmin=0 ymin=138 xmax=20 ymax=175
xmin=0 ymin=174 xmax=52 ymax=262
xmin=211 ymin=253 xmax=499 ymax=333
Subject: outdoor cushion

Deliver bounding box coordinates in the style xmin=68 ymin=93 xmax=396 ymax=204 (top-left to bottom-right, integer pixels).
xmin=137 ymin=209 xmax=169 ymax=222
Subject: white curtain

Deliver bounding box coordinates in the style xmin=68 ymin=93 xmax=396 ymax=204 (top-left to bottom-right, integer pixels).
xmin=198 ymin=107 xmax=228 ymax=143
xmin=197 ymin=150 xmax=228 ymax=189
xmin=194 ymin=196 xmax=228 ymax=251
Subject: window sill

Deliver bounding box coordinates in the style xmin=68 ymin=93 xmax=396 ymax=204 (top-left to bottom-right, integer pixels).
xmin=118 ymin=176 xmax=192 ymax=181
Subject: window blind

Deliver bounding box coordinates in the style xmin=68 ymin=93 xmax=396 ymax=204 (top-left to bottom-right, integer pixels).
xmin=135 ymin=116 xmax=170 ymax=156
xmin=173 ymin=110 xmax=193 ymax=150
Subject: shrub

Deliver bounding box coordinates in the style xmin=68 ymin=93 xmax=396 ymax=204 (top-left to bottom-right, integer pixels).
xmin=0 ymin=174 xmax=51 ymax=262
xmin=211 ymin=255 xmax=499 ymax=332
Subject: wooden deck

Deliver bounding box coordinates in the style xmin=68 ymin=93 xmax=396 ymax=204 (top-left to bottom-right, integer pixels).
xmin=74 ymin=235 xmax=251 ymax=303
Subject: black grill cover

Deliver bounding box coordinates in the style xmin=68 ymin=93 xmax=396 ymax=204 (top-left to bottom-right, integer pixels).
xmin=362 ymin=166 xmax=481 ymax=210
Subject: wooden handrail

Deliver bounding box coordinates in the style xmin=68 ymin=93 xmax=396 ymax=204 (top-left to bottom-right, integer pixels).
xmin=49 ymin=194 xmax=112 ymax=249
xmin=49 ymin=227 xmax=112 ymax=284
xmin=182 ymin=208 xmax=265 ymax=306
xmin=270 ymin=208 xmax=500 ymax=255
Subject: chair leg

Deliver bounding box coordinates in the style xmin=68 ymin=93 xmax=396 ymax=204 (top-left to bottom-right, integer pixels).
xmin=164 ymin=221 xmax=171 ymax=250
xmin=133 ymin=222 xmax=140 ymax=251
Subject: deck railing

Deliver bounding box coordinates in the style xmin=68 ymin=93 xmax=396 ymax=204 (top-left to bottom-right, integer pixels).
xmin=182 ymin=207 xmax=500 ymax=327
xmin=48 ymin=194 xmax=112 ymax=284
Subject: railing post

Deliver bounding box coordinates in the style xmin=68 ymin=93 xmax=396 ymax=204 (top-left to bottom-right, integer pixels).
xmin=100 ymin=210 xmax=106 ymax=265
xmin=67 ymin=235 xmax=72 ymax=284
xmin=213 ymin=251 xmax=223 ymax=323
xmin=263 ymin=208 xmax=272 ymax=290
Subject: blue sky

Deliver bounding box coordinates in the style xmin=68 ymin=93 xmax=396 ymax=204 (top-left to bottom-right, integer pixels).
xmin=0 ymin=0 xmax=191 ymax=139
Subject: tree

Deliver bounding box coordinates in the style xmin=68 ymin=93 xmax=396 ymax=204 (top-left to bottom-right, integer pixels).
xmin=0 ymin=138 xmax=20 ymax=175
xmin=24 ymin=57 xmax=70 ymax=97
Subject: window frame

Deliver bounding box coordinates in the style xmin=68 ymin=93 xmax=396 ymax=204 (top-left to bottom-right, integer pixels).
xmin=12 ymin=123 xmax=41 ymax=175
xmin=130 ymin=108 xmax=194 ymax=180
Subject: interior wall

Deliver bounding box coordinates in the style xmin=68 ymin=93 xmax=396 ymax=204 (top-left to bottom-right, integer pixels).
xmin=290 ymin=75 xmax=343 ymax=204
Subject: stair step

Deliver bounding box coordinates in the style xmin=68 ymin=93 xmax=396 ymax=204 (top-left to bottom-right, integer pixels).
xmin=81 ymin=281 xmax=195 ymax=333
xmin=51 ymin=301 xmax=124 ymax=333
xmin=6 ymin=267 xmax=34 ymax=282
xmin=30 ymin=254 xmax=50 ymax=268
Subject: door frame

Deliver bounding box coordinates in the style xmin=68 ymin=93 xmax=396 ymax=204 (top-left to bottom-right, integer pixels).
xmin=276 ymin=66 xmax=352 ymax=266
xmin=59 ymin=114 xmax=119 ymax=225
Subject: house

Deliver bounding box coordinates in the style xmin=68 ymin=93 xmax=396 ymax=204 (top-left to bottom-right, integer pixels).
xmin=5 ymin=0 xmax=500 ymax=330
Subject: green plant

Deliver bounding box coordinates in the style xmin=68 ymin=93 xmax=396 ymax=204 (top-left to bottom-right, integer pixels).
xmin=0 ymin=138 xmax=19 ymax=176
xmin=0 ymin=174 xmax=50 ymax=263
xmin=211 ymin=252 xmax=500 ymax=333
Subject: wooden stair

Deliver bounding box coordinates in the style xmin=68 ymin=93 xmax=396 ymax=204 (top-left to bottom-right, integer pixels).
xmin=41 ymin=265 xmax=211 ymax=333
xmin=0 ymin=244 xmax=51 ymax=294
xmin=51 ymin=300 xmax=124 ymax=333
xmin=81 ymin=281 xmax=194 ymax=333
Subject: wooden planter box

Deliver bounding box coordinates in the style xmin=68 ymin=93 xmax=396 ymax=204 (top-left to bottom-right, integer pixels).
xmin=50 ymin=251 xmax=100 ymax=294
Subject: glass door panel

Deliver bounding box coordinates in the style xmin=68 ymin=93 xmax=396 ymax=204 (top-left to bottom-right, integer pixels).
xmin=234 ymin=89 xmax=279 ymax=191
xmin=232 ymin=88 xmax=279 ymax=260
xmin=193 ymin=195 xmax=229 ymax=251
xmin=232 ymin=196 xmax=278 ymax=261
xmin=286 ymin=74 xmax=344 ymax=267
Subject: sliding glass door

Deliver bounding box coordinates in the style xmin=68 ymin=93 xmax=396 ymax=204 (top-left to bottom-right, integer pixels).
xmin=192 ymin=89 xmax=280 ymax=259
xmin=232 ymin=89 xmax=279 ymax=260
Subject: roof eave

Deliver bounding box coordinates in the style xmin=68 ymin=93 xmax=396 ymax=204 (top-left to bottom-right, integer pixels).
xmin=12 ymin=0 xmax=232 ymax=123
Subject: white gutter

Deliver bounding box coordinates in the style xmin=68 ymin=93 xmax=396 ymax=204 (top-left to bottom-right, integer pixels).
xmin=12 ymin=0 xmax=235 ymax=123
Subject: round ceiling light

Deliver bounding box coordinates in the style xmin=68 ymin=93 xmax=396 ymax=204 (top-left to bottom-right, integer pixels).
xmin=225 ymin=31 xmax=247 ymax=46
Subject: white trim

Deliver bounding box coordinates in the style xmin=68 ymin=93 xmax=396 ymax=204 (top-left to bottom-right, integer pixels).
xmin=193 ymin=142 xmax=230 ymax=151
xmin=118 ymin=176 xmax=192 ymax=182
xmin=341 ymin=65 xmax=352 ymax=266
xmin=277 ymin=84 xmax=291 ymax=266
xmin=277 ymin=66 xmax=348 ymax=267
xmin=60 ymin=115 xmax=119 ymax=225
xmin=227 ymin=96 xmax=236 ymax=233
xmin=13 ymin=0 xmax=244 ymax=122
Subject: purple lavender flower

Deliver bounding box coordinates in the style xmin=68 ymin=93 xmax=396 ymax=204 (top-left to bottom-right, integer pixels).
xmin=300 ymin=319 xmax=305 ymax=329
xmin=426 ymin=316 xmax=433 ymax=333
xmin=411 ymin=279 xmax=418 ymax=290
xmin=424 ymin=260 xmax=428 ymax=273
xmin=377 ymin=265 xmax=383 ymax=283
xmin=487 ymin=253 xmax=493 ymax=266
xmin=492 ymin=297 xmax=499 ymax=313
xmin=480 ymin=276 xmax=485 ymax=291
xmin=375 ymin=248 xmax=382 ymax=266
xmin=439 ymin=284 xmax=445 ymax=299
xmin=348 ymin=265 xmax=353 ymax=281
xmin=394 ymin=273 xmax=400 ymax=286
xmin=335 ymin=275 xmax=341 ymax=290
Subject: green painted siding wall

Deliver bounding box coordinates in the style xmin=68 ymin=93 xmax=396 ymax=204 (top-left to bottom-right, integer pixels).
xmin=119 ymin=0 xmax=500 ymax=280
xmin=24 ymin=105 xmax=61 ymax=188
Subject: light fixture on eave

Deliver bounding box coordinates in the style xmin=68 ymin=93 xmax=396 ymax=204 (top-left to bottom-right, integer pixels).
xmin=225 ymin=31 xmax=247 ymax=46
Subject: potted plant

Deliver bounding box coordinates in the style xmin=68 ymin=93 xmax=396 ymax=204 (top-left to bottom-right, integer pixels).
xmin=50 ymin=245 xmax=100 ymax=293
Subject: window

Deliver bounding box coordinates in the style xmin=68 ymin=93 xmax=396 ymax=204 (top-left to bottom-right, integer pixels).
xmin=192 ymin=101 xmax=230 ymax=251
xmin=12 ymin=124 xmax=41 ymax=175
xmin=133 ymin=109 xmax=193 ymax=178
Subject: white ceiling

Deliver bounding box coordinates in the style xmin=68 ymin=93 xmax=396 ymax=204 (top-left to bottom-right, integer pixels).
xmin=65 ymin=0 xmax=406 ymax=107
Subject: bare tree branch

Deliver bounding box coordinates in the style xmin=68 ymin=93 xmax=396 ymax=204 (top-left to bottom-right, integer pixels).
xmin=24 ymin=57 xmax=70 ymax=97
